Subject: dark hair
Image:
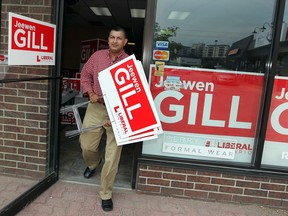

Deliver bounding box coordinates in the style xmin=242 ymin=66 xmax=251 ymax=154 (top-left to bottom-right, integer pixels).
xmin=110 ymin=26 xmax=127 ymax=39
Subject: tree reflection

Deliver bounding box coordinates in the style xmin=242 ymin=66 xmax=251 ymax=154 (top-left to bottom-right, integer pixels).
xmin=154 ymin=23 xmax=183 ymax=61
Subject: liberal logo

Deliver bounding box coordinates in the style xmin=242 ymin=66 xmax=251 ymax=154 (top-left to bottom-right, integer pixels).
xmin=36 ymin=55 xmax=54 ymax=62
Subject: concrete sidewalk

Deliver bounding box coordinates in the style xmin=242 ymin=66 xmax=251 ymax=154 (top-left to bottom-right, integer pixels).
xmin=17 ymin=180 xmax=288 ymax=216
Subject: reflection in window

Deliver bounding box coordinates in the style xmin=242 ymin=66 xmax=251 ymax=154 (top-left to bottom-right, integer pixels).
xmin=153 ymin=0 xmax=276 ymax=72
xmin=144 ymin=0 xmax=278 ymax=164
xmin=261 ymin=1 xmax=288 ymax=169
xmin=276 ymin=1 xmax=288 ymax=76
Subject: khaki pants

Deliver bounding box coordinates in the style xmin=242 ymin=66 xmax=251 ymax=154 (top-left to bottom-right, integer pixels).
xmin=79 ymin=102 xmax=122 ymax=200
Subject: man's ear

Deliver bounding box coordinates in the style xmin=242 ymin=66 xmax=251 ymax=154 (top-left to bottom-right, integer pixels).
xmin=124 ymin=38 xmax=128 ymax=46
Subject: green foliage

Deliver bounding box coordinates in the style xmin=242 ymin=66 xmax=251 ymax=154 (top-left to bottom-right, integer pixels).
xmin=154 ymin=23 xmax=184 ymax=60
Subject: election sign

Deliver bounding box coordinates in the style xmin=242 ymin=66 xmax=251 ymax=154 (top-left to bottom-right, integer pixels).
xmin=262 ymin=76 xmax=288 ymax=167
xmin=8 ymin=12 xmax=56 ymax=65
xmin=80 ymin=39 xmax=108 ymax=71
xmin=98 ymin=55 xmax=162 ymax=145
xmin=143 ymin=65 xmax=265 ymax=162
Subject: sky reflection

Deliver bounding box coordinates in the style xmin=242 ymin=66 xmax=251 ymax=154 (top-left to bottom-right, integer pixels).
xmin=156 ymin=0 xmax=282 ymax=46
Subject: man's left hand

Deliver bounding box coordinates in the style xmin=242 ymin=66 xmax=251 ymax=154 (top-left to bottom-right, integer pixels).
xmin=103 ymin=120 xmax=112 ymax=127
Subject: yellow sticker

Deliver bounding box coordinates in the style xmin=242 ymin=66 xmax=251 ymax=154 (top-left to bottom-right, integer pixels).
xmin=155 ymin=61 xmax=165 ymax=76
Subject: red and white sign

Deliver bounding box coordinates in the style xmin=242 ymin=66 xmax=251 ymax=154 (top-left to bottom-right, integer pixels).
xmin=143 ymin=65 xmax=265 ymax=162
xmin=98 ymin=55 xmax=162 ymax=145
xmin=60 ymin=110 xmax=76 ymax=125
xmin=0 ymin=55 xmax=8 ymax=65
xmin=150 ymin=67 xmax=264 ymax=136
xmin=62 ymin=78 xmax=80 ymax=92
xmin=266 ymin=77 xmax=288 ymax=142
xmin=80 ymin=39 xmax=108 ymax=70
xmin=8 ymin=12 xmax=56 ymax=65
xmin=262 ymin=76 xmax=288 ymax=167
xmin=79 ymin=39 xmax=108 ymax=96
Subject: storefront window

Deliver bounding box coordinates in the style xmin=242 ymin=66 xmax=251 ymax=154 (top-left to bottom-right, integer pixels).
xmin=143 ymin=0 xmax=276 ymax=165
xmin=261 ymin=2 xmax=288 ymax=169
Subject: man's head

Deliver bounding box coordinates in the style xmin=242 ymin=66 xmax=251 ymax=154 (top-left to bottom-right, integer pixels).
xmin=108 ymin=26 xmax=128 ymax=55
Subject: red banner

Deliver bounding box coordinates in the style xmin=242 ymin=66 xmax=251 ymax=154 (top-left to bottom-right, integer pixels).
xmin=11 ymin=16 xmax=54 ymax=53
xmin=80 ymin=39 xmax=108 ymax=64
xmin=265 ymin=77 xmax=288 ymax=143
xmin=149 ymin=66 xmax=264 ymax=138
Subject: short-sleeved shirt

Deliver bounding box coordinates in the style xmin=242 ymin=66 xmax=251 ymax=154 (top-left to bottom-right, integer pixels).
xmin=80 ymin=49 xmax=129 ymax=96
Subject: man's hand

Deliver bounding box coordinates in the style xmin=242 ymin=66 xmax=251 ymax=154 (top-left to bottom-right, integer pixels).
xmin=103 ymin=120 xmax=112 ymax=127
xmin=88 ymin=92 xmax=101 ymax=103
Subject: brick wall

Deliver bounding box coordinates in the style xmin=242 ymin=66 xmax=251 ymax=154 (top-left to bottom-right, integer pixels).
xmin=0 ymin=1 xmax=54 ymax=179
xmin=136 ymin=164 xmax=288 ymax=209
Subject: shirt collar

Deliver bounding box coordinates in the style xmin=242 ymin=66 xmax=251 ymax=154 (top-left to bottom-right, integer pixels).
xmin=106 ymin=49 xmax=125 ymax=62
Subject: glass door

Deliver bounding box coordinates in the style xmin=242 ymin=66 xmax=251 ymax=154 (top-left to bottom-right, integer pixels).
xmin=0 ymin=1 xmax=62 ymax=215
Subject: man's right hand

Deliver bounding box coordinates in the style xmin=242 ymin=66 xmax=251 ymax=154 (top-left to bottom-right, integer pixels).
xmin=88 ymin=92 xmax=100 ymax=103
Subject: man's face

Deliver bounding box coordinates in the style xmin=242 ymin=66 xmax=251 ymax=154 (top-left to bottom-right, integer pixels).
xmin=108 ymin=30 xmax=128 ymax=54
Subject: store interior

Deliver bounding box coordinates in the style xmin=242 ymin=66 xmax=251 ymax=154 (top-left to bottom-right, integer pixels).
xmin=59 ymin=0 xmax=147 ymax=189
xmin=59 ymin=124 xmax=134 ymax=189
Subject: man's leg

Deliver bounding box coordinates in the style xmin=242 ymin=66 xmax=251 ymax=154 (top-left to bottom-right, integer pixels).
xmin=99 ymin=126 xmax=122 ymax=200
xmin=79 ymin=103 xmax=105 ymax=170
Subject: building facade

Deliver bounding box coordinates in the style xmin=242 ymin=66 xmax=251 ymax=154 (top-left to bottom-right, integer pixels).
xmin=1 ymin=0 xmax=288 ymax=215
xmin=137 ymin=0 xmax=288 ymax=209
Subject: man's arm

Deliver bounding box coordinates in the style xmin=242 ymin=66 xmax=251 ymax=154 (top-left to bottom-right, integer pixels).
xmin=80 ymin=60 xmax=94 ymax=96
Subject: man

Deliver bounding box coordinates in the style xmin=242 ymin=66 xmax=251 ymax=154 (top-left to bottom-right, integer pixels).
xmin=79 ymin=26 xmax=128 ymax=212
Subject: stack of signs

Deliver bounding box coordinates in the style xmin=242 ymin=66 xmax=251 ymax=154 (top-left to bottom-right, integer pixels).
xmin=98 ymin=54 xmax=162 ymax=145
